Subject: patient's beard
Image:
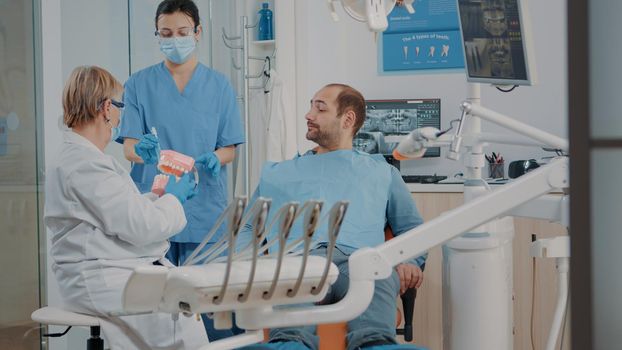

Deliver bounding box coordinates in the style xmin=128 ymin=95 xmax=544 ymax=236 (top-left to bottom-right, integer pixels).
xmin=307 ymin=127 xmax=341 ymax=150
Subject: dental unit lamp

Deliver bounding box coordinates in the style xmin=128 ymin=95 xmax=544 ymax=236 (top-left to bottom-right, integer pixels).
xmin=326 ymin=0 xmax=414 ymax=32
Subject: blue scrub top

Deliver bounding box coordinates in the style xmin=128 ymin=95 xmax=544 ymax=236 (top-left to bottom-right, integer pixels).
xmin=239 ymin=150 xmax=426 ymax=267
xmin=117 ymin=62 xmax=245 ymax=243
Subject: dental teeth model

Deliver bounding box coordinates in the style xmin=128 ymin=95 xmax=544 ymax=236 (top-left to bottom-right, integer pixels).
xmin=151 ymin=150 xmax=196 ymax=196
xmin=158 ymin=150 xmax=195 ymax=177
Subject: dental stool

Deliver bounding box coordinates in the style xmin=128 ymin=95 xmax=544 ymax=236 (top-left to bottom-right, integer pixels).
xmin=32 ymin=306 xmax=104 ymax=350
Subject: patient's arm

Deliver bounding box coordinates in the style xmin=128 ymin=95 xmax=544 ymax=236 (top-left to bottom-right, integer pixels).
xmin=386 ymin=166 xmax=427 ymax=267
xmin=396 ymin=263 xmax=423 ymax=294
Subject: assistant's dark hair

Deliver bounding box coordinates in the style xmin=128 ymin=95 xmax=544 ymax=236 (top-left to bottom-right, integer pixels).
xmin=155 ymin=0 xmax=200 ymax=30
xmin=324 ymin=83 xmax=366 ymax=135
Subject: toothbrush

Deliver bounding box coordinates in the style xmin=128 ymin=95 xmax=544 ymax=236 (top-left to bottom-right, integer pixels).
xmin=151 ymin=127 xmax=161 ymax=161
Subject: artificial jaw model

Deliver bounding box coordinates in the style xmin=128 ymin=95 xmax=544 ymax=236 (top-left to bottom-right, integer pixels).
xmin=151 ymin=150 xmax=198 ymax=196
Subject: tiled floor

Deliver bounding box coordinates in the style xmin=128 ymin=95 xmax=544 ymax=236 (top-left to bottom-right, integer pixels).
xmin=0 ymin=323 xmax=41 ymax=350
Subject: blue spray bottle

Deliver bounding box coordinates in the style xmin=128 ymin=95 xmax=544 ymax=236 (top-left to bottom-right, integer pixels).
xmin=258 ymin=2 xmax=273 ymax=41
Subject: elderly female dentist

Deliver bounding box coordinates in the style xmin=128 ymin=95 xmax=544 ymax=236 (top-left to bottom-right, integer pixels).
xmin=45 ymin=65 xmax=207 ymax=349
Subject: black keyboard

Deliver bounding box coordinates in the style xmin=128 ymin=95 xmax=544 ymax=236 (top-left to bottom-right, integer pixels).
xmin=401 ymin=175 xmax=448 ymax=184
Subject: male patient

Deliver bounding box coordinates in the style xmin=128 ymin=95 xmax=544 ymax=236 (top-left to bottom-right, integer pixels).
xmin=241 ymin=83 xmax=426 ymax=350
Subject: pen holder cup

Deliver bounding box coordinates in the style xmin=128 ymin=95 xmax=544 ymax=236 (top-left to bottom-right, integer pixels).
xmin=489 ymin=162 xmax=505 ymax=179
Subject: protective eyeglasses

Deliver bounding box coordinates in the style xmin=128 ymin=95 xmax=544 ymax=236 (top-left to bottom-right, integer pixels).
xmin=155 ymin=27 xmax=197 ymax=39
xmin=111 ymin=99 xmax=125 ymax=110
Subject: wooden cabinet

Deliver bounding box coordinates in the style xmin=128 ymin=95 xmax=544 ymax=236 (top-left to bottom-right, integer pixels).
xmin=403 ymin=192 xmax=571 ymax=350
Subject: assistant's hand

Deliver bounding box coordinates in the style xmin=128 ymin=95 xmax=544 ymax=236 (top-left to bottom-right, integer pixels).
xmin=134 ymin=134 xmax=160 ymax=164
xmin=164 ymin=173 xmax=198 ymax=204
xmin=195 ymin=152 xmax=221 ymax=177
xmin=396 ymin=263 xmax=424 ymax=294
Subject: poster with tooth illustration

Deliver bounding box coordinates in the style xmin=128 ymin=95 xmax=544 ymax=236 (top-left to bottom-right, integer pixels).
xmin=381 ymin=0 xmax=464 ymax=72
xmin=383 ymin=30 xmax=464 ymax=71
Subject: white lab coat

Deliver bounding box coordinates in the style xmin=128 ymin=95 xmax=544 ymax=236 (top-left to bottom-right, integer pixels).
xmin=264 ymin=68 xmax=297 ymax=163
xmin=247 ymin=68 xmax=298 ymax=190
xmin=45 ymin=131 xmax=208 ymax=349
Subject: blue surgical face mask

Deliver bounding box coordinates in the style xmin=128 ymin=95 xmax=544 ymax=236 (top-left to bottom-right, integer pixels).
xmin=159 ymin=36 xmax=196 ymax=64
xmin=111 ymin=124 xmax=121 ymax=142
xmin=107 ymin=115 xmax=122 ymax=142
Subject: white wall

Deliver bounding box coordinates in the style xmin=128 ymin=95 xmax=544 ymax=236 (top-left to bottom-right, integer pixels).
xmin=291 ymin=0 xmax=567 ymax=177
xmin=59 ymin=0 xmax=130 ymax=170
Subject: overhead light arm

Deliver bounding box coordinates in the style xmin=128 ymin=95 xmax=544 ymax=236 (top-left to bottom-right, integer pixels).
xmin=327 ymin=0 xmax=340 ymax=21
xmin=328 ymin=0 xmax=398 ymax=32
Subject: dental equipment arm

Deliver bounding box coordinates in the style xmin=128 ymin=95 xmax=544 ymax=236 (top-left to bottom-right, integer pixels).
xmin=311 ymin=201 xmax=348 ymax=295
xmin=444 ymin=101 xmax=569 ymax=162
xmin=287 ymin=201 xmax=323 ymax=297
xmin=213 ymin=198 xmax=247 ymax=304
xmin=464 ymin=102 xmax=569 ymax=152
xmin=263 ymin=203 xmax=298 ymax=300
xmin=183 ymin=198 xmax=247 ymax=266
xmin=239 ymin=199 xmax=271 ymax=302
xmin=234 ymin=200 xmax=310 ymax=261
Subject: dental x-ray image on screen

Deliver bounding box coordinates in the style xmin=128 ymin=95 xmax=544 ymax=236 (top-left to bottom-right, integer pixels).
xmin=457 ymin=0 xmax=536 ymax=85
xmin=353 ymin=99 xmax=441 ymax=158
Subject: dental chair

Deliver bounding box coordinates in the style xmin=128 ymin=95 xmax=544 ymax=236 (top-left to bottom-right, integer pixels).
xmin=316 ymin=226 xmax=423 ymax=350
xmin=121 ymin=198 xmax=425 ymax=349
xmin=386 ymin=225 xmax=423 ymax=343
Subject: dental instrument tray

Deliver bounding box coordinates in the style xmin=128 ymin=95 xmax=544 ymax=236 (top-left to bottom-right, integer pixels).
xmin=123 ymin=198 xmax=349 ymax=320
xmin=123 ymin=256 xmax=338 ymax=315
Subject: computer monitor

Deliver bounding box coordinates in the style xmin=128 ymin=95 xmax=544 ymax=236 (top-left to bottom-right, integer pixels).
xmin=353 ymin=99 xmax=441 ymax=158
xmin=456 ymin=0 xmax=537 ymax=86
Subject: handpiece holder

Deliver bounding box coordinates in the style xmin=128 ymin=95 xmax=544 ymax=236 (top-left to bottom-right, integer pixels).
xmin=446 ymin=105 xmax=469 ymax=160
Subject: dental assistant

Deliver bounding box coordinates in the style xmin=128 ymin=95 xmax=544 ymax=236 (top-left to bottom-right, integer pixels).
xmin=117 ymin=0 xmax=245 ymax=268
xmin=45 ymin=66 xmax=205 ymax=349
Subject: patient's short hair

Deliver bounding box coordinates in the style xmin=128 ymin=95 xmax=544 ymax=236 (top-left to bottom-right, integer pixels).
xmin=324 ymin=83 xmax=366 ymax=135
xmin=62 ymin=66 xmax=122 ymax=128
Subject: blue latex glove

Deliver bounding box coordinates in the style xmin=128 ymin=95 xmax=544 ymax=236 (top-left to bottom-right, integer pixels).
xmin=164 ymin=173 xmax=197 ymax=204
xmin=195 ymin=152 xmax=221 ymax=176
xmin=134 ymin=134 xmax=160 ymax=164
